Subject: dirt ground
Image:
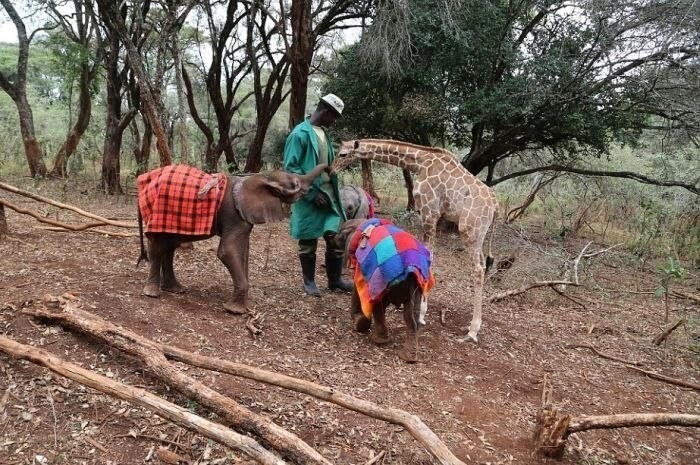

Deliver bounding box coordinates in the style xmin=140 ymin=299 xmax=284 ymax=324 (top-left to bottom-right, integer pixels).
xmin=0 ymin=177 xmax=698 ymax=465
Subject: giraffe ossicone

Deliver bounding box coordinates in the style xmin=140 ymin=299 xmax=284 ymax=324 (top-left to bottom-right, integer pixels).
xmin=332 ymin=139 xmax=498 ymax=343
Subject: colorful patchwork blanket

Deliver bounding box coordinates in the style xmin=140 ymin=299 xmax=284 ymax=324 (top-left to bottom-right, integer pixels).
xmin=137 ymin=165 xmax=227 ymax=236
xmin=348 ymin=218 xmax=435 ymax=318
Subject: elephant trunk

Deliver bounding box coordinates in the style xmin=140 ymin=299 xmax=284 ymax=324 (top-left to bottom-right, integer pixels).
xmin=299 ymin=163 xmax=329 ymax=189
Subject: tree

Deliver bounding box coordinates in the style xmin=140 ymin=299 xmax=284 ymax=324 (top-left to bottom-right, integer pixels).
xmin=45 ymin=0 xmax=102 ymax=178
xmin=183 ymin=0 xmax=252 ymax=172
xmin=0 ymin=0 xmax=49 ymax=177
xmin=245 ymin=0 xmax=372 ymax=172
xmin=243 ymin=0 xmax=292 ymax=173
xmin=334 ymin=0 xmax=699 ymax=192
xmin=95 ymin=0 xmax=173 ymax=169
xmin=287 ymin=0 xmax=372 ymax=129
xmin=92 ymin=0 xmax=137 ymax=194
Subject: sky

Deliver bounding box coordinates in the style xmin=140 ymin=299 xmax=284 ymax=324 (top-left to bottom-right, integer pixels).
xmin=0 ymin=21 xmax=17 ymax=43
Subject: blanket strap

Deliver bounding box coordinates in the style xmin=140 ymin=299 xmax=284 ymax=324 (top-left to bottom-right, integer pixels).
xmin=197 ymin=174 xmax=222 ymax=199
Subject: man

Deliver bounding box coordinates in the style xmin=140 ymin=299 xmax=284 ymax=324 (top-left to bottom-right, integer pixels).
xmin=283 ymin=94 xmax=353 ymax=296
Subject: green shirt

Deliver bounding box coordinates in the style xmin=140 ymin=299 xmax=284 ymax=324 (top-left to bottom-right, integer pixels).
xmin=283 ymin=118 xmax=346 ymax=240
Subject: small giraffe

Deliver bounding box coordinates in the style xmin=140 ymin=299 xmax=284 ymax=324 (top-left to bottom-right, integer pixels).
xmin=332 ymin=139 xmax=498 ymax=343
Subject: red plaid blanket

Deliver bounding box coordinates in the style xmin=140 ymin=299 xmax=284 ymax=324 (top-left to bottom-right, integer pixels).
xmin=137 ymin=165 xmax=227 ymax=236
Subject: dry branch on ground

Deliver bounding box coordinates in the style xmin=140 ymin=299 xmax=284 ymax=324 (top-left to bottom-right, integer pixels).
xmin=567 ymin=343 xmax=700 ymax=391
xmin=488 ymin=280 xmax=579 ymax=302
xmin=0 ymin=180 xmax=136 ymax=229
xmin=652 ymin=318 xmax=685 ymax=346
xmin=24 ymin=295 xmax=468 ymax=465
xmin=534 ymin=375 xmax=700 ymax=458
xmin=24 ymin=299 xmax=331 ymax=465
xmin=0 ymin=335 xmax=287 ymax=465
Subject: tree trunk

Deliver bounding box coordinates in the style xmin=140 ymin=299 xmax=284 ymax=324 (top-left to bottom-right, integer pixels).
xmin=402 ymin=168 xmax=415 ymax=210
xmin=17 ymin=105 xmax=47 ymax=177
xmin=360 ymin=160 xmax=378 ymax=201
xmin=0 ymin=203 xmax=7 ymax=236
xmin=0 ymin=0 xmax=48 ymax=178
xmin=51 ymin=68 xmax=93 ymax=177
xmin=49 ymin=0 xmax=99 ymax=178
xmin=95 ymin=0 xmax=172 ymax=167
xmin=288 ymin=0 xmax=313 ymax=129
xmin=173 ymin=40 xmax=190 ymax=164
xmin=245 ymin=2 xmax=291 ymax=173
xmin=25 ymin=300 xmax=469 ymax=465
xmin=220 ymin=135 xmax=238 ymax=172
xmin=244 ymin=126 xmax=268 ymax=173
xmin=181 ymin=65 xmax=217 ymax=171
xmin=102 ymin=123 xmax=124 ymax=195
xmin=131 ymin=116 xmax=153 ymax=175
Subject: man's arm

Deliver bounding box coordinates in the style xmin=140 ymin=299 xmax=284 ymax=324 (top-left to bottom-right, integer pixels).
xmin=283 ymin=132 xmax=322 ymax=204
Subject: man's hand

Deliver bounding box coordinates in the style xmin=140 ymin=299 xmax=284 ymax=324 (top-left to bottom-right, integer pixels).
xmin=312 ymin=190 xmax=330 ymax=208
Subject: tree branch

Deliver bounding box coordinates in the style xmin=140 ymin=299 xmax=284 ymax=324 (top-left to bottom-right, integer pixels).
xmin=491 ymin=165 xmax=698 ymax=194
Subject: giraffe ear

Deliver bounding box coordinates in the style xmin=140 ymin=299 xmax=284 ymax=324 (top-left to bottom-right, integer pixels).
xmin=353 ymin=140 xmax=359 ymax=149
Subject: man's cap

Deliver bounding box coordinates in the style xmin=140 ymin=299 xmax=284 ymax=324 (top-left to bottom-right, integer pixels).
xmin=320 ymin=93 xmax=344 ymax=116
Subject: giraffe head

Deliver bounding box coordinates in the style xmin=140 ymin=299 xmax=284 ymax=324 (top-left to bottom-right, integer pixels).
xmin=331 ymin=140 xmax=361 ymax=174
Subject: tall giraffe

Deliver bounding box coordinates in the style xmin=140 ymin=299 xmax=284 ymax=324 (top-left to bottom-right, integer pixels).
xmin=332 ymin=139 xmax=498 ymax=343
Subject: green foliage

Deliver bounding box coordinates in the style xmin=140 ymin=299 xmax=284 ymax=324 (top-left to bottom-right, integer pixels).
xmin=328 ymin=0 xmax=698 ymax=177
xmin=655 ymin=257 xmax=686 ymax=298
xmin=37 ymin=30 xmax=100 ymax=103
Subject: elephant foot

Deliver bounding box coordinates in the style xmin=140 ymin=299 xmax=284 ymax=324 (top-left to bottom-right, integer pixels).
xmin=398 ymin=346 xmax=418 ymax=363
xmin=223 ymin=300 xmax=248 ymax=315
xmin=353 ymin=314 xmax=371 ymax=333
xmin=142 ymin=283 xmax=161 ymax=298
xmin=398 ymin=334 xmax=418 ymax=363
xmin=370 ymin=330 xmax=391 ymax=345
xmin=161 ymin=282 xmax=185 ymax=294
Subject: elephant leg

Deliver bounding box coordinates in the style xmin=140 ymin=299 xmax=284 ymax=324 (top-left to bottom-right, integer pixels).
xmin=160 ymin=243 xmax=185 ymax=293
xmin=218 ymin=226 xmax=252 ymax=315
xmin=398 ymin=287 xmax=423 ymax=363
xmin=350 ymin=286 xmax=371 ymax=333
xmin=370 ymin=303 xmax=391 ymax=345
xmin=143 ymin=238 xmax=163 ymax=298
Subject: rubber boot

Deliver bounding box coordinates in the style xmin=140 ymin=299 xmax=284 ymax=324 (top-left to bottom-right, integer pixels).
xmin=326 ymin=253 xmax=353 ymax=292
xmin=299 ymin=254 xmax=321 ymax=297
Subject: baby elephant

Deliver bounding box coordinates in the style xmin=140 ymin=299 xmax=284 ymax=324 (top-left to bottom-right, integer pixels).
xmin=332 ymin=218 xmax=435 ymax=362
xmin=137 ymin=163 xmax=328 ymax=314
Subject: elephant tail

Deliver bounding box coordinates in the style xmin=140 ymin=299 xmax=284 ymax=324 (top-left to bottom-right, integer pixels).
xmin=136 ymin=206 xmax=149 ymax=266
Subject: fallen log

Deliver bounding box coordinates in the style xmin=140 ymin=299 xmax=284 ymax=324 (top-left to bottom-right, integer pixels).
xmin=567 ymin=343 xmax=700 ymax=391
xmin=27 ymin=296 xmax=468 ymax=465
xmin=0 ymin=180 xmax=136 ymax=228
xmin=568 ymin=413 xmax=700 ymax=433
xmin=534 ymin=375 xmax=700 ymax=458
xmin=159 ymin=339 xmax=468 ymax=465
xmin=36 ymin=226 xmax=138 ymax=237
xmin=24 ymin=302 xmax=332 ymax=465
xmin=626 ymin=365 xmax=700 ymax=392
xmin=0 ymin=335 xmax=286 ymax=465
xmin=488 ymin=281 xmax=579 ymax=303
xmin=565 ymin=343 xmax=644 ymax=366
xmin=0 ymin=198 xmax=110 ymax=231
xmin=652 ymin=318 xmax=685 ymax=346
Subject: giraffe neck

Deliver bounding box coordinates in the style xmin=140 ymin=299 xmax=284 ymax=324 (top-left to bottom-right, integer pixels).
xmin=356 ymin=140 xmax=430 ymax=172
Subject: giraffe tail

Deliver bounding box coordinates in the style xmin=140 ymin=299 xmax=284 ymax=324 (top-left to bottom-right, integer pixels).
xmin=485 ymin=209 xmax=498 ymax=272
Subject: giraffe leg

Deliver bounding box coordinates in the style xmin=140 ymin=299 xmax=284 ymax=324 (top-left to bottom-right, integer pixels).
xmin=461 ymin=261 xmax=485 ymax=343
xmin=457 ymin=226 xmax=487 ymax=344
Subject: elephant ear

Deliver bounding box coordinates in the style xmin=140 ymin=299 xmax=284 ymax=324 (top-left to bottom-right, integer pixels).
xmin=234 ymin=175 xmax=289 ymax=224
